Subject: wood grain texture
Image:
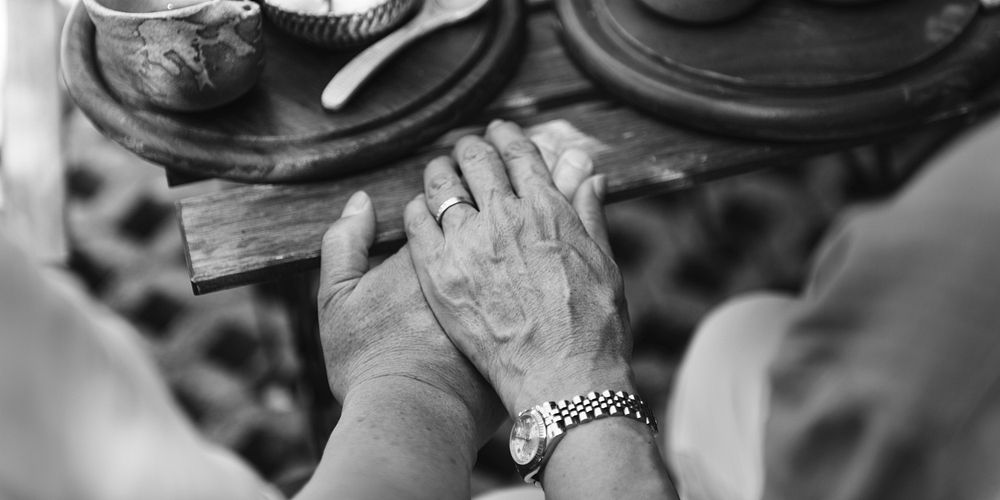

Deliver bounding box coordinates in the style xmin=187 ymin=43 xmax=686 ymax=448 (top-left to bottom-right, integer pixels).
xmin=176 ymin=0 xmax=1000 ymax=294
xmin=62 ymin=0 xmax=525 ymax=182
xmin=1 ymin=0 xmax=68 ymax=264
xmin=605 ymin=0 xmax=978 ymax=88
xmin=557 ymin=0 xmax=1000 ymax=141
xmin=178 ymin=100 xmax=858 ymax=294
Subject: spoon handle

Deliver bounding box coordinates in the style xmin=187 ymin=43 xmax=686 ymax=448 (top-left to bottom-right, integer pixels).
xmin=322 ymin=13 xmax=442 ymax=111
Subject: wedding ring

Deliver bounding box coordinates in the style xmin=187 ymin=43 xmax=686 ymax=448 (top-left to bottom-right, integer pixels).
xmin=435 ymin=196 xmax=477 ymax=225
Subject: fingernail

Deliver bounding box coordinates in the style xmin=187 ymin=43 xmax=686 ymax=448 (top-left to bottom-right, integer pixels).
xmin=593 ymin=175 xmax=607 ymax=202
xmin=487 ymin=119 xmax=505 ymax=130
xmin=562 ymin=149 xmax=593 ymax=173
xmin=341 ymin=191 xmax=371 ymax=218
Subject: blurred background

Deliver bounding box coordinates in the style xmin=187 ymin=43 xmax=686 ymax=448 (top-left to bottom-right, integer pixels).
xmin=0 ymin=0 xmax=938 ymax=495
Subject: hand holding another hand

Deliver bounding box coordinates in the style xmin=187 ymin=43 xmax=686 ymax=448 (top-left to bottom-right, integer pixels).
xmin=312 ymin=121 xmax=671 ymax=499
xmin=316 ymin=121 xmax=616 ymax=427
xmin=317 ymin=193 xmax=504 ymax=444
xmin=403 ymin=120 xmax=634 ymax=415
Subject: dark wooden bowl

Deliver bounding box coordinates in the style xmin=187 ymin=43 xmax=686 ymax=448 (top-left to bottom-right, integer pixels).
xmin=557 ymin=0 xmax=1000 ymax=142
xmin=62 ymin=0 xmax=525 ymax=183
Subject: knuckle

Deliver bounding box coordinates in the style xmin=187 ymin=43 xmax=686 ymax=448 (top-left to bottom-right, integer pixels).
xmin=449 ymin=209 xmax=474 ymax=229
xmin=481 ymin=188 xmax=507 ymax=207
xmin=534 ymin=193 xmax=566 ymax=218
xmin=404 ymin=197 xmax=429 ymax=223
xmin=405 ymin=195 xmax=424 ymax=214
xmin=435 ymin=262 xmax=461 ymax=284
xmin=405 ymin=212 xmax=427 ymax=235
xmin=500 ymin=138 xmax=538 ymax=161
xmin=458 ymin=141 xmax=497 ymax=165
xmin=433 ymin=263 xmax=471 ymax=299
xmin=491 ymin=211 xmax=523 ymax=239
xmin=426 ymin=173 xmax=457 ymax=195
xmin=476 ymin=188 xmax=510 ymax=213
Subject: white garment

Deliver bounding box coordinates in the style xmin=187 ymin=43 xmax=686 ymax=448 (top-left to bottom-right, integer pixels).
xmin=667 ymin=294 xmax=793 ymax=500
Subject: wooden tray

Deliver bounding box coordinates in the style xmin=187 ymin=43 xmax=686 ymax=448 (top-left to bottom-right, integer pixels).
xmin=556 ymin=0 xmax=1000 ymax=142
xmin=62 ymin=0 xmax=525 ymax=183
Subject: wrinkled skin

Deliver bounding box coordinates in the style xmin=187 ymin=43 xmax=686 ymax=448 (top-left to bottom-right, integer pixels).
xmin=318 ymin=203 xmax=504 ymax=443
xmin=403 ymin=120 xmax=632 ymax=415
xmin=318 ymin=125 xmax=606 ymax=437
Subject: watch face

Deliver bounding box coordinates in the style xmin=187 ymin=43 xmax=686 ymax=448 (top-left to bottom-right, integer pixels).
xmin=509 ymin=410 xmax=546 ymax=466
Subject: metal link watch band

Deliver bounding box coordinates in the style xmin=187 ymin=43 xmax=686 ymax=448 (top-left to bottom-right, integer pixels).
xmin=510 ymin=390 xmax=659 ymax=485
xmin=540 ymin=390 xmax=659 ymax=435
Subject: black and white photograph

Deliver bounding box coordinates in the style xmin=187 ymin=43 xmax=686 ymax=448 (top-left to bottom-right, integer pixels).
xmin=2 ymin=0 xmax=1000 ymax=498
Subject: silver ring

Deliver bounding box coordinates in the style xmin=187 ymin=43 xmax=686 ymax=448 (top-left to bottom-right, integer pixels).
xmin=434 ymin=196 xmax=477 ymax=225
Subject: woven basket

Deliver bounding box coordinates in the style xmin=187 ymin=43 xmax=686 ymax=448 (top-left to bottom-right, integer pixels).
xmin=262 ymin=0 xmax=419 ymax=50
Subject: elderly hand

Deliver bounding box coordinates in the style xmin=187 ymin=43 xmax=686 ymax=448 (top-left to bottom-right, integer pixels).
xmin=317 ymin=191 xmax=504 ymax=444
xmin=402 ymin=120 xmax=631 ymax=415
xmin=317 ymin=128 xmax=603 ymax=429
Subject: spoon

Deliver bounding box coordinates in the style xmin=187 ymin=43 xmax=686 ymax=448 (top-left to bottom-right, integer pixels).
xmin=321 ymin=0 xmax=490 ymax=111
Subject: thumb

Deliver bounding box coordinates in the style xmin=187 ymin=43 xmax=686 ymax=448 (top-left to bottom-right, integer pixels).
xmin=320 ymin=191 xmax=376 ymax=296
xmin=573 ymin=175 xmax=613 ymax=257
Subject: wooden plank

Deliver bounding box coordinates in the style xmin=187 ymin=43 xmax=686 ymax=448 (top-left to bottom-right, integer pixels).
xmin=179 ymin=100 xmax=855 ymax=294
xmin=177 ymin=0 xmax=1000 ymax=295
xmin=0 ymin=0 xmax=68 ymax=263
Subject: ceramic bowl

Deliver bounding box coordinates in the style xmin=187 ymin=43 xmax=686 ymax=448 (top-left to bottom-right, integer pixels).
xmin=262 ymin=0 xmax=419 ymax=50
xmin=81 ymin=0 xmax=265 ymax=112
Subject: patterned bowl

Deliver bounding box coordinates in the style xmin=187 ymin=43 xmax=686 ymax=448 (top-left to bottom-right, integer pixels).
xmin=262 ymin=0 xmax=419 ymax=50
xmin=81 ymin=0 xmax=265 ymax=112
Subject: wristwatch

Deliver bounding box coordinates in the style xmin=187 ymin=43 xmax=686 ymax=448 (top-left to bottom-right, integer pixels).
xmin=508 ymin=390 xmax=658 ymax=486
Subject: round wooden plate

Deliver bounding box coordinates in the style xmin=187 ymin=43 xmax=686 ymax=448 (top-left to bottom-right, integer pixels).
xmin=556 ymin=0 xmax=1000 ymax=141
xmin=62 ymin=0 xmax=525 ymax=183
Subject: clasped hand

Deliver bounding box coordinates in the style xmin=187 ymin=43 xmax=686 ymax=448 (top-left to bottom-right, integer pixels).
xmin=318 ymin=120 xmax=635 ymax=436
